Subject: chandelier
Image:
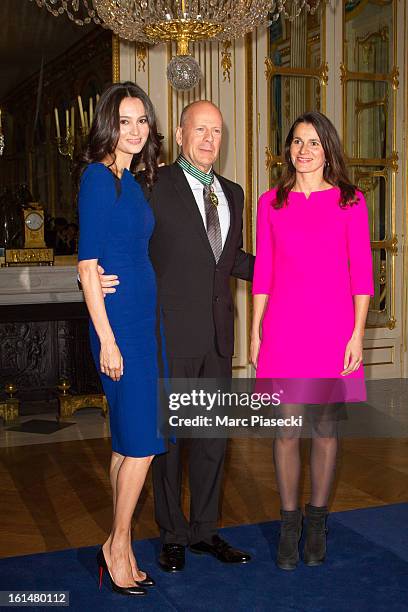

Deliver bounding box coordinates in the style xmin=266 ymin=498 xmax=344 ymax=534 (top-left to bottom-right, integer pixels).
xmin=31 ymin=1 xmax=322 ymax=89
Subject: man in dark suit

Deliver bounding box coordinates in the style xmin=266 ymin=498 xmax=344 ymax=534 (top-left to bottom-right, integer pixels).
xmin=99 ymin=100 xmax=254 ymax=572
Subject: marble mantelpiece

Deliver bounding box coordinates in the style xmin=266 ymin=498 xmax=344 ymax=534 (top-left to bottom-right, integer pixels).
xmin=0 ymin=266 xmax=83 ymax=305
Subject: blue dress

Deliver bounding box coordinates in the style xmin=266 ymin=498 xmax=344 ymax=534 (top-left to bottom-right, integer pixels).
xmin=78 ymin=162 xmax=166 ymax=457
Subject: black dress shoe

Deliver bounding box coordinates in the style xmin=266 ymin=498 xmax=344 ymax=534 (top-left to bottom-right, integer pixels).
xmin=158 ymin=544 xmax=186 ymax=572
xmin=189 ymin=535 xmax=251 ymax=564
xmin=96 ymin=549 xmax=147 ymax=596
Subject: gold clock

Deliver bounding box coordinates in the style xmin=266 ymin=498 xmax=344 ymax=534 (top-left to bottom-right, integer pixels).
xmin=24 ymin=206 xmax=46 ymax=248
xmin=3 ymin=204 xmax=54 ymax=266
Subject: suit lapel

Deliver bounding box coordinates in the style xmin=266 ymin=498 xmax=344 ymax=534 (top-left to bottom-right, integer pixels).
xmin=170 ymin=163 xmax=215 ymax=259
xmin=170 ymin=163 xmax=238 ymax=263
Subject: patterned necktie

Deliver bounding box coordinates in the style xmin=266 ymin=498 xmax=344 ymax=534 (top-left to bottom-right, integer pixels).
xmin=203 ymin=183 xmax=223 ymax=262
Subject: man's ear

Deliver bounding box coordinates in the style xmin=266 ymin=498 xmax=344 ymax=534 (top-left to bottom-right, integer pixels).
xmin=175 ymin=126 xmax=182 ymax=147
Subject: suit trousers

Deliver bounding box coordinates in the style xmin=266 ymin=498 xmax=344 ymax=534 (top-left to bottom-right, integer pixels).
xmin=152 ymin=343 xmax=232 ymax=545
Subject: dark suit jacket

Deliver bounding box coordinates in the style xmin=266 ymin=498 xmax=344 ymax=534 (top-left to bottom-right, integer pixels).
xmin=142 ymin=163 xmax=254 ymax=358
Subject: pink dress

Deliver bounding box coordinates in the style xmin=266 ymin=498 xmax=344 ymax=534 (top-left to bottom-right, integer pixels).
xmin=253 ymin=187 xmax=374 ymax=401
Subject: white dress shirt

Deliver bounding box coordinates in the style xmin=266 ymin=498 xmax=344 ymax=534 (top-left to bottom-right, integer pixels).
xmin=182 ymin=169 xmax=230 ymax=249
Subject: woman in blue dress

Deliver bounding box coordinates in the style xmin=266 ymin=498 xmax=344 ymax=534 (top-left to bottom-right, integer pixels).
xmin=77 ymin=82 xmax=166 ymax=597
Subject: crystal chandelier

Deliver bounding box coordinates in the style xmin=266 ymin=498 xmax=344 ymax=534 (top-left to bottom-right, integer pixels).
xmin=271 ymin=0 xmax=322 ymax=22
xmin=31 ymin=1 xmax=323 ymax=89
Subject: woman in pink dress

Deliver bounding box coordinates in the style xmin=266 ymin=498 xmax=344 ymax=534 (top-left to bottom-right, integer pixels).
xmin=251 ymin=111 xmax=373 ymax=570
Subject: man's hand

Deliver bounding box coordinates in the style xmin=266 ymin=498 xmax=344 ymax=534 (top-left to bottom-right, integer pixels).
xmin=97 ymin=265 xmax=119 ymax=296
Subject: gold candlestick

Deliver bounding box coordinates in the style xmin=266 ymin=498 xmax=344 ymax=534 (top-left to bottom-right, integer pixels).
xmin=56 ymin=128 xmax=75 ymax=160
xmin=79 ymin=125 xmax=89 ymax=143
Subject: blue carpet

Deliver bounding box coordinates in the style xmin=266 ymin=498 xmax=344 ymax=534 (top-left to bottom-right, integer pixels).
xmin=0 ymin=504 xmax=407 ymax=612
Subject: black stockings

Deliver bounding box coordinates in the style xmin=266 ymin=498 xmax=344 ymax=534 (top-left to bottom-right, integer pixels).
xmin=273 ymin=406 xmax=338 ymax=510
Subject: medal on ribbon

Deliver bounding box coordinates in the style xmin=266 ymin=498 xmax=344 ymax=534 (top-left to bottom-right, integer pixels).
xmin=209 ymin=188 xmax=219 ymax=207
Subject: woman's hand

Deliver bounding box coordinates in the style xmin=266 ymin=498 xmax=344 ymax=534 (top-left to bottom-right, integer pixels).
xmin=341 ymin=333 xmax=363 ymax=376
xmin=97 ymin=264 xmax=120 ymax=297
xmin=251 ymin=295 xmax=268 ymax=370
xmin=250 ymin=332 xmax=261 ymax=369
xmin=100 ymin=340 xmax=123 ymax=381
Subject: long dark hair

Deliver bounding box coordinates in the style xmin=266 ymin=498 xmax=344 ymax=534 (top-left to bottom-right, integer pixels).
xmin=75 ymin=81 xmax=161 ymax=189
xmin=273 ymin=111 xmax=359 ymax=209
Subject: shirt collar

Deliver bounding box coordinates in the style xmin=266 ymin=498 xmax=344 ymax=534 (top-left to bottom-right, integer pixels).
xmin=177 ymin=154 xmax=214 ymax=186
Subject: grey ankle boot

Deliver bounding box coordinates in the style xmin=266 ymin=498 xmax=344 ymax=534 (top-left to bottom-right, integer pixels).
xmin=276 ymin=508 xmax=303 ymax=570
xmin=303 ymin=503 xmax=328 ymax=566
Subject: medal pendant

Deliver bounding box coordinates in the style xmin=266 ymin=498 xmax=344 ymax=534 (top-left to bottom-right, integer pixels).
xmin=209 ymin=191 xmax=219 ymax=207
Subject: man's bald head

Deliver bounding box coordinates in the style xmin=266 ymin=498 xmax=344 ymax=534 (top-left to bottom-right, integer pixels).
xmin=179 ymin=100 xmax=223 ymax=128
xmin=176 ymin=100 xmax=223 ymax=173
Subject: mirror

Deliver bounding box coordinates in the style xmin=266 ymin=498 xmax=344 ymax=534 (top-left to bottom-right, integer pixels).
xmin=0 ymin=0 xmax=114 ymax=257
xmin=266 ymin=6 xmax=324 ymax=181
xmin=344 ymin=0 xmax=396 ymax=329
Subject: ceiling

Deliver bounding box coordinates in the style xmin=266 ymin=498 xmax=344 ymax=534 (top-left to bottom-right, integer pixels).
xmin=0 ymin=0 xmax=98 ymax=101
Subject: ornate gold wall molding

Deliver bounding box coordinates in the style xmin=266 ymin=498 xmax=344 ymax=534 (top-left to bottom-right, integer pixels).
xmin=265 ymin=148 xmax=284 ymax=170
xmin=136 ymin=44 xmax=147 ymax=72
xmin=265 ymin=58 xmax=329 ymax=86
xmin=371 ymin=235 xmax=398 ymax=254
xmin=112 ymin=34 xmax=120 ymax=83
xmin=221 ymin=41 xmax=232 ymax=82
xmin=346 ymin=151 xmax=399 ymax=172
xmin=340 ymin=62 xmax=399 ymax=89
xmin=166 ymin=44 xmax=174 ymax=165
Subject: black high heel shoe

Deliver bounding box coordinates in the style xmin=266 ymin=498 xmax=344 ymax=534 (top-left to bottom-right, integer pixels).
xmin=96 ymin=548 xmax=147 ymax=596
xmin=136 ymin=572 xmax=155 ymax=587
